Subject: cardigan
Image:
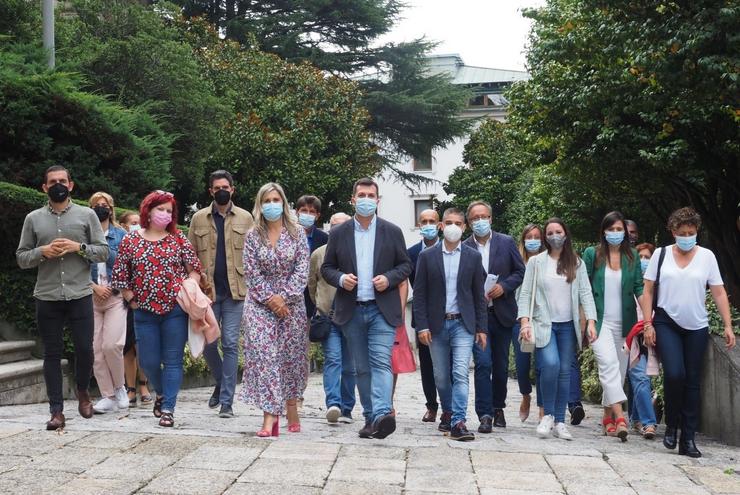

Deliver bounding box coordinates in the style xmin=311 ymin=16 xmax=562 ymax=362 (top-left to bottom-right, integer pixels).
xmin=516 ymin=251 xmax=597 ymax=350
xmin=581 ymin=246 xmax=644 ymax=337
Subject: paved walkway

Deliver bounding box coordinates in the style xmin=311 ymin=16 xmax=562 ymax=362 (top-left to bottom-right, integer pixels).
xmin=1 ymin=371 xmax=739 ymax=495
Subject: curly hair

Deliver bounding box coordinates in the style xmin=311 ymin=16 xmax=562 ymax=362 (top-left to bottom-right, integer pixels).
xmin=667 ymin=207 xmax=701 ymax=232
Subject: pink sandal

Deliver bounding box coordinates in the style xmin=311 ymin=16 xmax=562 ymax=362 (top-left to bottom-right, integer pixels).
xmin=287 ymin=423 xmax=301 ymax=433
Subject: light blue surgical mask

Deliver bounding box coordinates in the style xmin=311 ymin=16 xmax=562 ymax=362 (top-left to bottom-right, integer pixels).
xmin=640 ymin=259 xmax=650 ymax=273
xmin=298 ymin=213 xmax=316 ymax=228
xmin=355 ymin=197 xmax=377 ymax=217
xmin=524 ymin=239 xmax=541 ymax=252
xmin=261 ymin=202 xmax=283 ymax=222
xmin=675 ymin=234 xmax=697 ymax=252
xmin=605 ymin=231 xmax=625 ymax=246
xmin=129 ymin=224 xmax=141 ymax=232
xmin=420 ymin=224 xmax=438 ymax=240
xmin=472 ymin=219 xmax=491 ymax=237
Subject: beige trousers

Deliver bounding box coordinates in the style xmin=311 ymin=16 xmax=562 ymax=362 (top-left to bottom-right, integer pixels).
xmin=93 ymin=293 xmax=127 ymax=397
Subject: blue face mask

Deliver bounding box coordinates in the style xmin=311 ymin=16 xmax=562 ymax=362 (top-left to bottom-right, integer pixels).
xmin=605 ymin=231 xmax=625 ymax=246
xmin=355 ymin=197 xmax=377 ymax=217
xmin=419 ymin=224 xmax=438 ymax=240
xmin=675 ymin=234 xmax=697 ymax=252
xmin=640 ymin=259 xmax=650 ymax=273
xmin=472 ymin=219 xmax=491 ymax=237
xmin=524 ymin=239 xmax=541 ymax=252
xmin=298 ymin=213 xmax=315 ymax=228
xmin=261 ymin=202 xmax=283 ymax=222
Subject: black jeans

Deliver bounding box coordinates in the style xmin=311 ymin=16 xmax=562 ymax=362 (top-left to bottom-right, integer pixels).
xmin=417 ymin=337 xmax=438 ymax=411
xmin=654 ymin=309 xmax=709 ymax=440
xmin=36 ymin=295 xmax=94 ymax=413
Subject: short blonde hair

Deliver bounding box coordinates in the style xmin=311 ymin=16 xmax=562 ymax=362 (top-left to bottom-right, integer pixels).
xmin=252 ymin=182 xmax=299 ymax=240
xmin=88 ymin=191 xmax=119 ymax=227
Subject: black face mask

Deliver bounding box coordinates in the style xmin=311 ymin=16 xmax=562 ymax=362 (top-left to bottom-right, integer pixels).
xmin=93 ymin=205 xmax=111 ymax=221
xmin=214 ymin=189 xmax=232 ymax=206
xmin=47 ymin=182 xmax=70 ymax=203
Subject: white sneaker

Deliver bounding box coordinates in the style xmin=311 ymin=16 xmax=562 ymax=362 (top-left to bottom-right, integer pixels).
xmin=114 ymin=386 xmax=129 ymax=410
xmin=93 ymin=397 xmax=118 ymax=414
xmin=537 ymin=414 xmax=554 ymax=438
xmin=553 ymin=422 xmax=573 ymax=441
xmin=338 ymin=415 xmax=354 ymax=424
xmin=326 ymin=406 xmax=341 ymax=424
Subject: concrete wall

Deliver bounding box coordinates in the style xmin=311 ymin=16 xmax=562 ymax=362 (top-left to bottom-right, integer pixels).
xmin=700 ymin=334 xmax=740 ymax=446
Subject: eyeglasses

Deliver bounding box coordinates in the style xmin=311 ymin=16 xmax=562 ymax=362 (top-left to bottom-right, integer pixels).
xmin=155 ymin=190 xmax=174 ymax=198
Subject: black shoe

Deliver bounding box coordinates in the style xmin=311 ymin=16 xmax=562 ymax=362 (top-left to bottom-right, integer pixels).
xmin=372 ymin=414 xmax=397 ymax=439
xmin=208 ymin=386 xmax=220 ymax=409
xmin=218 ymin=405 xmax=234 ymax=418
xmin=450 ymin=421 xmax=475 ymax=441
xmin=569 ymin=402 xmax=585 ymax=426
xmin=663 ymin=426 xmax=678 ymax=450
xmin=478 ymin=415 xmax=492 ymax=434
xmin=678 ymin=438 xmax=702 ymax=458
xmin=438 ymin=412 xmax=452 ymax=432
xmin=493 ymin=409 xmax=507 ymax=428
xmin=358 ymin=421 xmax=374 ymax=438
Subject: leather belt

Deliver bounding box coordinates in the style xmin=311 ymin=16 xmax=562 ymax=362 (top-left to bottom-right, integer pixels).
xmin=445 ymin=313 xmax=461 ymax=320
xmin=356 ymin=300 xmax=376 ymax=306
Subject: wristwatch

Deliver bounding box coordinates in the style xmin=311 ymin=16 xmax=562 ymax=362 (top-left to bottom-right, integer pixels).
xmin=78 ymin=243 xmax=88 ymax=257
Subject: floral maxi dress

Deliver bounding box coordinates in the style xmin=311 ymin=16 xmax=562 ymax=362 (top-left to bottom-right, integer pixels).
xmin=238 ymin=227 xmax=309 ymax=415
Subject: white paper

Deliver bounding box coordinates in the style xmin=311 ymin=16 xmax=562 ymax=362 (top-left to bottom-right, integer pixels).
xmin=484 ymin=274 xmax=499 ymax=294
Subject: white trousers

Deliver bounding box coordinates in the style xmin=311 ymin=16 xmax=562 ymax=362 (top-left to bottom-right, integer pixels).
xmin=592 ymin=320 xmax=628 ymax=407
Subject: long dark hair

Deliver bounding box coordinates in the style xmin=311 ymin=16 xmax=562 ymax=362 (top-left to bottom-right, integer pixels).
xmin=596 ymin=211 xmax=635 ymax=268
xmin=543 ymin=217 xmax=578 ymax=283
xmin=519 ymin=224 xmax=545 ymax=263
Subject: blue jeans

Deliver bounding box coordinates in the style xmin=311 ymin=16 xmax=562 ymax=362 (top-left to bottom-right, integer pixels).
xmin=429 ymin=319 xmax=475 ymax=426
xmin=568 ymin=352 xmax=582 ymax=406
xmin=202 ymin=295 xmax=244 ymax=407
xmin=628 ymin=354 xmax=656 ymax=427
xmin=536 ymin=321 xmax=577 ymax=423
xmin=655 ymin=310 xmax=709 ymax=440
xmin=512 ymin=322 xmax=543 ymax=407
xmin=340 ymin=303 xmax=396 ymax=423
xmin=473 ymin=312 xmax=512 ymax=418
xmin=134 ymin=305 xmax=188 ymax=412
xmin=322 ymin=324 xmax=357 ymax=416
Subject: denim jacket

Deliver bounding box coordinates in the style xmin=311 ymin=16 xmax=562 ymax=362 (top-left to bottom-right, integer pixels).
xmin=90 ymin=226 xmax=127 ymax=284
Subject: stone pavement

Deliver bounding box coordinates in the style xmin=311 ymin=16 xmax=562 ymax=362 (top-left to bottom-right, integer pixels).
xmin=1 ymin=371 xmax=739 ymax=495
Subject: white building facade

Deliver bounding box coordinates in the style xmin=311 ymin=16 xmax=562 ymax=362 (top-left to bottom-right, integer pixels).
xmin=375 ymin=54 xmax=529 ymax=247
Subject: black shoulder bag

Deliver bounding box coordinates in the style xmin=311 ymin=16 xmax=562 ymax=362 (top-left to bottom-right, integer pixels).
xmin=309 ymin=301 xmax=334 ymax=342
xmin=652 ymin=247 xmax=667 ymax=312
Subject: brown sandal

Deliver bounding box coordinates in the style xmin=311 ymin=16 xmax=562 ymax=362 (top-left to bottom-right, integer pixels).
xmin=159 ymin=412 xmax=174 ymax=427
xmin=615 ymin=417 xmax=629 ymax=442
xmin=153 ymin=396 xmax=163 ymax=418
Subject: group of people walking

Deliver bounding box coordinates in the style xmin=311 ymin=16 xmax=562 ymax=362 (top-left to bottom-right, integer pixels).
xmin=16 ymin=166 xmax=736 ymax=458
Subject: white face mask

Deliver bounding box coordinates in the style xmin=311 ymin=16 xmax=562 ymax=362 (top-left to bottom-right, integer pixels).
xmin=443 ymin=224 xmax=463 ymax=243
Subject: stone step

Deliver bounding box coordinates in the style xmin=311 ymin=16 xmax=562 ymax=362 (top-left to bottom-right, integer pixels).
xmin=0 ymin=358 xmax=72 ymax=405
xmin=0 ymin=340 xmax=36 ymax=365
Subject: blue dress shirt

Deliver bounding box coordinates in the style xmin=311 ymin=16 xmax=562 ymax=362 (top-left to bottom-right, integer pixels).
xmin=442 ymin=242 xmax=461 ymax=313
xmin=354 ymin=215 xmax=376 ymax=301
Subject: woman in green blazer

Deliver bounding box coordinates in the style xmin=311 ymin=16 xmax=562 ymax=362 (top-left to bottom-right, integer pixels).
xmin=582 ymin=211 xmax=644 ymax=441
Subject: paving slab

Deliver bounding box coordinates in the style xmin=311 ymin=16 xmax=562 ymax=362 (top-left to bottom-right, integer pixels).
xmin=139 ymin=467 xmax=238 ymax=495
xmin=225 ymin=483 xmax=321 ymax=495
xmin=0 ymin=467 xmax=76 ymax=494
xmin=83 ymin=453 xmax=172 ymax=482
xmin=173 ymin=445 xmax=262 ymax=472
xmin=27 ymin=446 xmax=112 ymax=474
xmin=237 ymin=458 xmax=333 ymax=487
xmin=405 ymin=467 xmax=478 ymax=493
xmin=57 ymin=476 xmax=143 ymax=495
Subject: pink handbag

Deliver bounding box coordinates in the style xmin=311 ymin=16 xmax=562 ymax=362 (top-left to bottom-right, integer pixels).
xmin=391 ymin=325 xmax=417 ymax=374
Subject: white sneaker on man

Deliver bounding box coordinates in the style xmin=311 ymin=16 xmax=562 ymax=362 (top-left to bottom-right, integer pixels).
xmin=114 ymin=386 xmax=130 ymax=410
xmin=93 ymin=397 xmax=118 ymax=414
xmin=553 ymin=422 xmax=573 ymax=440
xmin=326 ymin=406 xmax=341 ymax=424
xmin=338 ymin=415 xmax=353 ymax=424
xmin=537 ymin=414 xmax=554 ymax=438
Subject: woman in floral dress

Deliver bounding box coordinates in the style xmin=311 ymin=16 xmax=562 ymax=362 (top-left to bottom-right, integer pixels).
xmin=239 ymin=182 xmax=309 ymax=437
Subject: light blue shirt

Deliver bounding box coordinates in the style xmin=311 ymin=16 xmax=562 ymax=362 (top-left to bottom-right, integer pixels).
xmin=354 ymin=215 xmax=376 ymax=301
xmin=442 ymin=242 xmax=461 ymax=313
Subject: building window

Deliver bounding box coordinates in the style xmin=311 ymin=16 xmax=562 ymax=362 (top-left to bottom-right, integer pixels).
xmin=412 ymin=149 xmax=433 ymax=171
xmin=414 ymin=198 xmax=433 ymax=224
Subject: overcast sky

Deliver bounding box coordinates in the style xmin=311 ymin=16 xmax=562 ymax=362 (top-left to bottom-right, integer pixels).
xmin=380 ymin=0 xmax=546 ymax=72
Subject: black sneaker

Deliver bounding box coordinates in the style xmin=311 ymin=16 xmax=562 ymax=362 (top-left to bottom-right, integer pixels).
xmin=218 ymin=404 xmax=234 ymax=418
xmin=358 ymin=420 xmax=374 ymax=438
xmin=478 ymin=415 xmax=493 ymax=433
xmin=493 ymin=409 xmax=507 ymax=428
xmin=208 ymin=386 xmax=221 ymax=409
xmin=438 ymin=411 xmax=452 ymax=432
xmin=569 ymin=402 xmax=585 ymax=426
xmin=450 ymin=421 xmax=475 ymax=441
xmin=372 ymin=414 xmax=396 ymax=439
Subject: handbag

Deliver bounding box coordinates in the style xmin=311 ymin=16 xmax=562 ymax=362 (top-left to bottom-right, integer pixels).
xmin=309 ymin=310 xmax=332 ymax=342
xmin=519 ymin=259 xmax=537 ymax=353
xmin=391 ymin=324 xmax=417 ymax=373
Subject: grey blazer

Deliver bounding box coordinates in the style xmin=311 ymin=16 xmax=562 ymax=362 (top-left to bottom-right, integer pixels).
xmin=412 ymin=243 xmax=488 ymax=335
xmin=321 ymin=216 xmax=412 ymax=326
xmin=516 ymin=251 xmax=597 ymax=349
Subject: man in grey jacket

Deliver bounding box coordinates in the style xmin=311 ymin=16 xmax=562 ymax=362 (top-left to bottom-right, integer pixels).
xmin=16 ymin=165 xmax=108 ymax=430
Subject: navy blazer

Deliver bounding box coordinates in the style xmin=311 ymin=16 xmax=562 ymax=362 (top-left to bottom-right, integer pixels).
xmin=462 ymin=231 xmax=525 ymax=327
xmin=412 ymin=242 xmax=488 ymax=335
xmin=321 ymin=216 xmax=412 ymax=327
xmin=304 ymin=226 xmax=329 ymax=316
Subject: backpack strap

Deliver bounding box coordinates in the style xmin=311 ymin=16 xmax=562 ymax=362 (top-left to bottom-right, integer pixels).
xmin=652 ymin=247 xmax=667 ymax=311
